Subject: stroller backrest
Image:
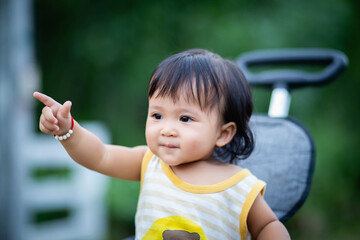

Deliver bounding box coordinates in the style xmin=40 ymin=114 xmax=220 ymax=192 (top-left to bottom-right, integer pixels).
xmin=239 ymin=115 xmax=314 ymax=222
xmin=235 ymin=49 xmax=348 ymax=222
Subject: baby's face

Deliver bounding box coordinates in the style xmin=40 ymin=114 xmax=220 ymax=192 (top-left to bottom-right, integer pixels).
xmin=145 ymin=95 xmax=224 ymax=166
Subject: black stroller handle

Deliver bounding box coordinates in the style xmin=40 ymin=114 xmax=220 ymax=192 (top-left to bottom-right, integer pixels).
xmin=236 ymin=48 xmax=348 ymax=88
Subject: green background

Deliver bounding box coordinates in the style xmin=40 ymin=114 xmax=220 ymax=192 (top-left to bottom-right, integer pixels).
xmin=34 ymin=0 xmax=360 ymax=239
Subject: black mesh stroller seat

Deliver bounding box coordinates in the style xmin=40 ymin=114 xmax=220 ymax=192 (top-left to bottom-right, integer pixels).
xmin=236 ymin=48 xmax=348 ymax=222
xmin=242 ymin=115 xmax=315 ymax=222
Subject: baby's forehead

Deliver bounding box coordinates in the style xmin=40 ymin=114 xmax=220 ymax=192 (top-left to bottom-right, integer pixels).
xmin=149 ymin=90 xmax=200 ymax=106
xmin=149 ymin=90 xmax=223 ymax=114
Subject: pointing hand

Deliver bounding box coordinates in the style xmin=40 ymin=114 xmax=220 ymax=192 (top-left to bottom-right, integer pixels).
xmin=33 ymin=92 xmax=73 ymax=136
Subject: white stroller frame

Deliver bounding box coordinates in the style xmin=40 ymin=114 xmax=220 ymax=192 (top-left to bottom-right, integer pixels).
xmin=236 ymin=48 xmax=348 ymax=221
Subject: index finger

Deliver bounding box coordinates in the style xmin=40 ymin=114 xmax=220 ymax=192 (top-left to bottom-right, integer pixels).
xmin=33 ymin=92 xmax=60 ymax=108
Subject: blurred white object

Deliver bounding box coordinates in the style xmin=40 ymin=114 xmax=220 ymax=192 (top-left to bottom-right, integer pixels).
xmin=268 ymin=87 xmax=291 ymax=118
xmin=0 ymin=0 xmax=110 ymax=239
xmin=23 ymin=122 xmax=110 ymax=240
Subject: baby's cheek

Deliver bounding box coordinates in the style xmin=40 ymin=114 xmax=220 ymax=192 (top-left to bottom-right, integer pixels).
xmin=145 ymin=131 xmax=157 ymax=152
xmin=185 ymin=139 xmax=204 ymax=154
xmin=145 ymin=126 xmax=156 ymax=142
xmin=185 ymin=133 xmax=217 ymax=156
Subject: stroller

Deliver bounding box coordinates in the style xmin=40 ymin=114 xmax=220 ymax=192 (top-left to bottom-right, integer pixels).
xmin=236 ymin=48 xmax=348 ymax=222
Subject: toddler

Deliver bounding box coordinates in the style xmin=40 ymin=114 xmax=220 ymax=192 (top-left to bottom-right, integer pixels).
xmin=34 ymin=49 xmax=290 ymax=240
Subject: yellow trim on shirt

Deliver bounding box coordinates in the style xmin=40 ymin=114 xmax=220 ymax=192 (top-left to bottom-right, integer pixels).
xmin=140 ymin=149 xmax=154 ymax=190
xmin=161 ymin=160 xmax=252 ymax=194
xmin=239 ymin=180 xmax=266 ymax=240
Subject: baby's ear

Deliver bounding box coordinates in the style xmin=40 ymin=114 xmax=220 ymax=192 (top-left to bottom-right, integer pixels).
xmin=216 ymin=122 xmax=236 ymax=147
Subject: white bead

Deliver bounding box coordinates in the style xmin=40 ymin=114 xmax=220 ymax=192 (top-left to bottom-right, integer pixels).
xmin=54 ymin=127 xmax=74 ymax=141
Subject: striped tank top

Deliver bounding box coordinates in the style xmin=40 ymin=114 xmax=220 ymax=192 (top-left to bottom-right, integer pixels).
xmin=135 ymin=150 xmax=266 ymax=240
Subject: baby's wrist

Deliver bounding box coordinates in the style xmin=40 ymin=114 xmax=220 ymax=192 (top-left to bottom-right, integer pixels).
xmin=54 ymin=116 xmax=74 ymax=141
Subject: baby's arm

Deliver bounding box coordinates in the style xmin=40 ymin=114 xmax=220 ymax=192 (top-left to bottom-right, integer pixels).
xmin=247 ymin=194 xmax=291 ymax=240
xmin=33 ymin=92 xmax=147 ymax=180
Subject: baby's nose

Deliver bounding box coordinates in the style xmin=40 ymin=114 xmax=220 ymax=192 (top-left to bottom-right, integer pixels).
xmin=160 ymin=127 xmax=177 ymax=137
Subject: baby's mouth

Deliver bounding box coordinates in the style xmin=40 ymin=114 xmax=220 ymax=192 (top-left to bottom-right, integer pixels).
xmin=161 ymin=143 xmax=178 ymax=149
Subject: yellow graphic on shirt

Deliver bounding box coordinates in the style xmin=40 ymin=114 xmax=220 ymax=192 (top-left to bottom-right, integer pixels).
xmin=142 ymin=215 xmax=208 ymax=240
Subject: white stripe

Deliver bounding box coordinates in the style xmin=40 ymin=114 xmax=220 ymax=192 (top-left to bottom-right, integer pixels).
xmin=137 ymin=208 xmax=237 ymax=240
xmin=143 ymin=179 xmax=247 ymax=217
xmin=138 ymin=193 xmax=239 ymax=238
xmin=143 ymin=181 xmax=242 ymax=222
xmin=139 ymin=182 xmax=241 ymax=235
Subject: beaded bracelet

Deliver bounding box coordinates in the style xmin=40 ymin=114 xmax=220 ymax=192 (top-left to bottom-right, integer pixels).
xmin=54 ymin=116 xmax=74 ymax=141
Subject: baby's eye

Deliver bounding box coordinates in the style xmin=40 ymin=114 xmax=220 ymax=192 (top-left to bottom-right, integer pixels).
xmin=180 ymin=116 xmax=193 ymax=122
xmin=152 ymin=113 xmax=163 ymax=120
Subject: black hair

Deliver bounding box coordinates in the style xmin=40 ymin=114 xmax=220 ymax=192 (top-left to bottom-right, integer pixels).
xmin=148 ymin=49 xmax=254 ymax=163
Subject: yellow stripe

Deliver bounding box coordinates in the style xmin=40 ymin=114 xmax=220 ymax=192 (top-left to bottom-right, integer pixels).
xmin=239 ymin=180 xmax=266 ymax=240
xmin=161 ymin=161 xmax=252 ymax=193
xmin=142 ymin=178 xmax=241 ymax=219
xmin=140 ymin=149 xmax=154 ymax=191
xmin=139 ymin=189 xmax=239 ymax=231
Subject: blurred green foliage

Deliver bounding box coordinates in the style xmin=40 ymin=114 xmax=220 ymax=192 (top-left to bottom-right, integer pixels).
xmin=34 ymin=0 xmax=360 ymax=239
